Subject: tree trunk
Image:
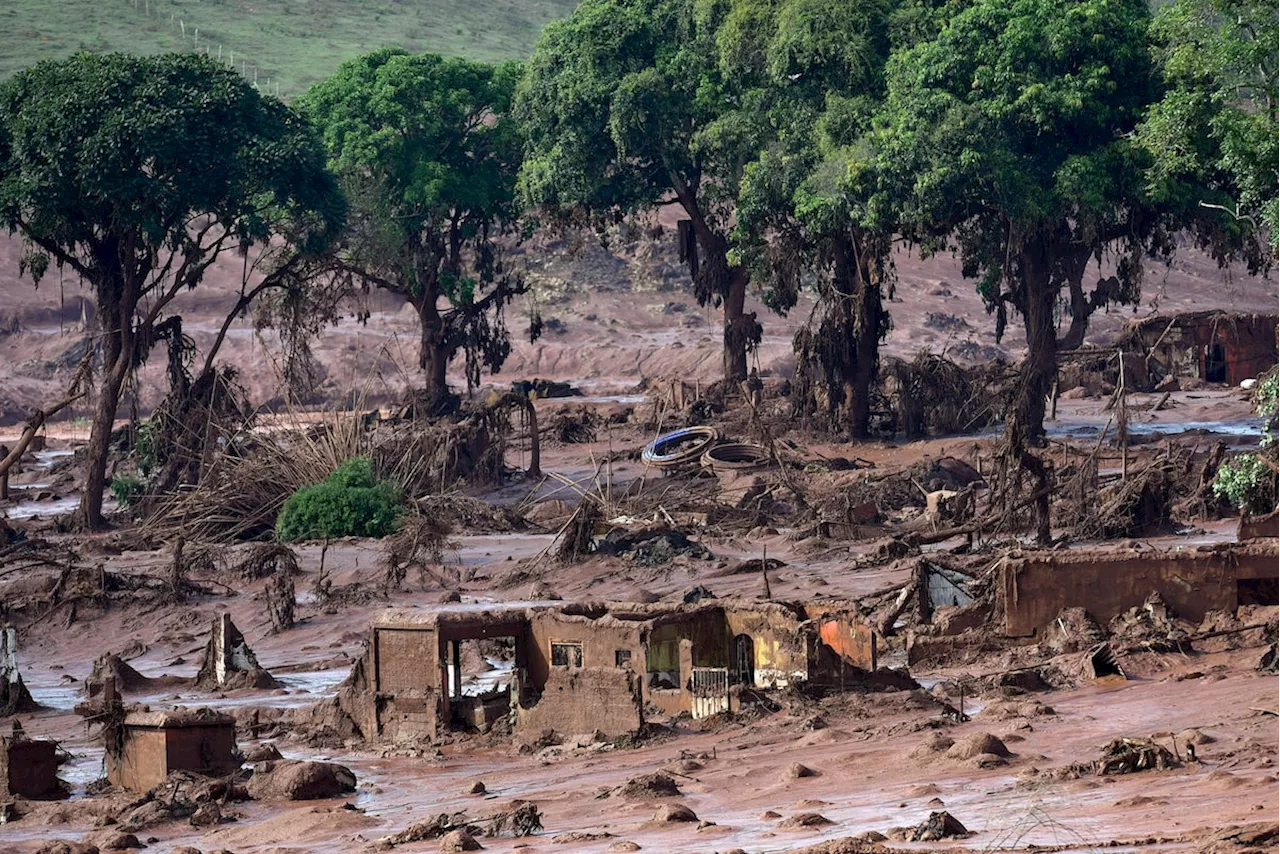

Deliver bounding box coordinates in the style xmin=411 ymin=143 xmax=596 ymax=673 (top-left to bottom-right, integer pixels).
xmin=1058 ymin=277 xmax=1090 ymax=351
xmin=849 ymin=259 xmax=883 ymax=440
xmin=1011 ymin=246 xmax=1058 ymax=447
xmin=722 ymin=267 xmax=751 ymax=382
xmin=1009 ymin=241 xmax=1058 ymax=545
xmin=417 ymin=294 xmax=450 ymax=408
xmin=80 ymin=359 xmax=127 ymax=529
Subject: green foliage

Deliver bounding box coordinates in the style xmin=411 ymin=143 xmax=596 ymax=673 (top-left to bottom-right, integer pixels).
xmin=298 ymin=50 xmax=527 ymax=396
xmin=1138 ymin=0 xmax=1277 ymax=262
xmin=0 ymin=0 xmax=576 ymax=99
xmin=0 ymin=52 xmax=346 ymax=279
xmin=110 ymin=475 xmax=145 ymax=509
xmin=275 ymin=457 xmax=404 ymax=542
xmin=134 ymin=419 xmax=159 ymax=479
xmin=515 ymin=0 xmax=764 ymax=302
xmin=1213 ymin=454 xmax=1277 ymax=516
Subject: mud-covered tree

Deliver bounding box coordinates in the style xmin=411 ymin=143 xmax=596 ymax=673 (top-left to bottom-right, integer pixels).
xmin=515 ymin=0 xmax=771 ymax=382
xmin=731 ymin=0 xmax=896 ymax=437
xmin=0 ymin=53 xmax=345 ymax=528
xmin=298 ymin=50 xmax=528 ymax=410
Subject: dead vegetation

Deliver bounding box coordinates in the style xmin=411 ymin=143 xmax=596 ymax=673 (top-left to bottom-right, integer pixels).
xmin=141 ymin=405 xmax=512 ymax=542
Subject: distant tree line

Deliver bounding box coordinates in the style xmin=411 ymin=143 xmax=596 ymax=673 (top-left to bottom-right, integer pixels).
xmin=0 ymin=0 xmax=1273 ymax=528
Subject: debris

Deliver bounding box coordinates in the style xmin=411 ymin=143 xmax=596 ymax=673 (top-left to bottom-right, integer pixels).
xmin=616 ymin=772 xmax=681 ymax=799
xmin=555 ymin=500 xmax=603 ymax=564
xmin=246 ymin=759 xmax=357 ymax=801
xmin=1068 ymin=737 xmax=1179 ymax=777
xmin=642 ymin=427 xmax=720 ymax=469
xmin=1085 ymin=643 xmax=1126 ymax=680
xmin=596 ymin=526 xmax=712 ymax=566
xmin=264 ymin=560 xmax=296 ymax=634
xmin=778 ymin=812 xmax=834 ymax=828
xmin=786 ymin=763 xmax=818 ymax=779
xmin=1108 ymin=592 xmax=1189 ymax=652
xmin=701 ymin=442 xmax=771 ymax=473
xmin=195 ymin=613 xmax=281 ymax=691
xmin=439 ymin=829 xmax=483 ymax=852
xmin=908 ymin=810 xmax=971 ymax=841
xmin=944 ymin=733 xmax=1012 ymax=760
xmin=234 ymin=542 xmax=300 ymax=581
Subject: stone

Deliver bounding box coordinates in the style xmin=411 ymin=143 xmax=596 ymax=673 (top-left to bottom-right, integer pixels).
xmin=246 ymin=760 xmax=356 ymax=801
xmin=439 ymin=829 xmax=483 ymax=852
xmin=653 ymin=803 xmax=698 ymax=823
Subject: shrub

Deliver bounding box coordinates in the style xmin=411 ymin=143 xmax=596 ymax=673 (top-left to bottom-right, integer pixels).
xmin=110 ymin=475 xmax=145 ymax=509
xmin=275 ymin=457 xmax=404 ymax=542
xmin=1213 ymin=453 xmax=1276 ymax=515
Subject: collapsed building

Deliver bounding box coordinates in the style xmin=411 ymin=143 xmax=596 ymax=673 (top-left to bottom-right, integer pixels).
xmin=995 ymin=540 xmax=1279 ymax=638
xmin=1 ymin=725 xmax=64 ymax=804
xmin=1121 ymin=311 xmax=1278 ymax=387
xmin=107 ymin=709 xmax=239 ymax=793
xmin=323 ymin=599 xmax=882 ymax=745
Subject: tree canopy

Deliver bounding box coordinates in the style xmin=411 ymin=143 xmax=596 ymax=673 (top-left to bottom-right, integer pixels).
xmin=516 ymin=0 xmax=772 ymax=381
xmin=0 ymin=51 xmax=345 ymax=527
xmin=731 ymin=0 xmax=897 ymax=436
xmin=298 ymin=49 xmax=528 ymax=406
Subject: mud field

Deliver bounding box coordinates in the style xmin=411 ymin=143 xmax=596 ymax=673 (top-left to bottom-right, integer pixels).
xmin=0 ymin=230 xmax=1277 ymax=854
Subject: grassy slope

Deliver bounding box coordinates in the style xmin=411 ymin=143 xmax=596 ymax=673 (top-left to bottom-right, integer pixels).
xmin=0 ymin=0 xmax=577 ymax=97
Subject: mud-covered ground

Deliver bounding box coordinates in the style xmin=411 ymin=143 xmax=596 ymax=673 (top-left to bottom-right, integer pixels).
xmin=0 ymin=224 xmax=1277 ymax=853
xmin=1 ymin=383 xmax=1277 ymax=854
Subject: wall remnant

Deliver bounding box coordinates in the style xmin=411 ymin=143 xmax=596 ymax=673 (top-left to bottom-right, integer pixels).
xmin=998 ymin=541 xmax=1279 ymax=638
xmin=0 ymin=628 xmax=37 ymax=716
xmin=195 ymin=613 xmax=281 ymax=691
xmin=0 ymin=729 xmax=64 ymax=801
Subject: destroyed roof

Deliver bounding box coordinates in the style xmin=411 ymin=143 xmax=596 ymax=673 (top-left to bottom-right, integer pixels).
xmin=374 ymin=598 xmax=853 ymax=630
xmin=1124 ymin=309 xmax=1279 ymax=334
xmin=123 ymin=708 xmax=235 ymax=728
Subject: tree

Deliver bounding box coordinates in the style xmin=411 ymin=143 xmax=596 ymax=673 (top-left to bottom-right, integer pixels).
xmin=297 ymin=49 xmax=528 ymax=410
xmin=1138 ymin=0 xmax=1277 ymax=262
xmin=0 ymin=53 xmax=345 ymax=528
xmin=732 ymin=0 xmax=896 ymax=437
xmin=515 ymin=0 xmax=770 ymax=382
xmin=878 ymin=0 xmax=1164 ymax=540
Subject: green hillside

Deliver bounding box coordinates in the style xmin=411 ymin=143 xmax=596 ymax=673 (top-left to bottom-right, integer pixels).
xmin=0 ymin=0 xmax=578 ymax=98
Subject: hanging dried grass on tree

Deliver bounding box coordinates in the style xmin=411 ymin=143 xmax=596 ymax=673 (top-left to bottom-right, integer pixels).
xmin=886 ymin=352 xmax=1005 ymax=438
xmin=381 ymin=515 xmax=458 ymax=593
xmin=234 ymin=543 xmax=300 ymax=581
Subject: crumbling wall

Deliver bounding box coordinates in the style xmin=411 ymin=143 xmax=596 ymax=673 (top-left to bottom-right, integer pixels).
xmin=999 ymin=542 xmax=1279 ymax=638
xmin=525 ymin=612 xmax=646 ymax=691
xmin=108 ymin=716 xmax=238 ymax=792
xmin=724 ymin=607 xmax=808 ymax=688
xmin=371 ymin=626 xmax=442 ymax=743
xmin=1 ymin=737 xmax=62 ymax=800
xmin=814 ymin=616 xmax=877 ymax=672
xmin=195 ymin=613 xmax=280 ymax=690
xmin=516 ymin=666 xmax=642 ymax=739
xmin=1126 ymin=312 xmax=1278 ymax=385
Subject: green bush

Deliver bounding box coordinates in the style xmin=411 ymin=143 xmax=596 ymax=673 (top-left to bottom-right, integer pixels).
xmin=1212 ymin=453 xmax=1276 ymax=515
xmin=275 ymin=457 xmax=404 ymax=542
xmin=110 ymin=475 xmax=145 ymax=509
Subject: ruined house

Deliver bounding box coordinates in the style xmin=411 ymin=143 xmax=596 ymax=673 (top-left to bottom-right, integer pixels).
xmin=1 ymin=728 xmax=64 ymax=802
xmin=330 ymin=599 xmax=879 ymax=745
xmin=995 ymin=541 xmax=1279 ymax=639
xmin=107 ymin=709 xmax=238 ymax=792
xmin=1122 ymin=311 xmax=1278 ymax=386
